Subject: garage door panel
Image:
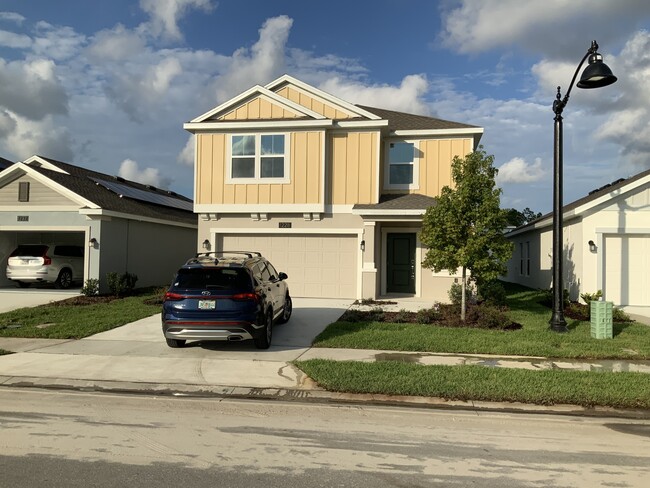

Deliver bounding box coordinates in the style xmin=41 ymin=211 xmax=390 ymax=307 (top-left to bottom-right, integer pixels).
xmin=220 ymin=234 xmax=357 ymax=299
xmin=605 ymin=235 xmax=650 ymax=307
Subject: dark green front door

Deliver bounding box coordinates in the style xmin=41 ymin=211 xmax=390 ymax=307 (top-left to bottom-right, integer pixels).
xmin=387 ymin=233 xmax=416 ymax=293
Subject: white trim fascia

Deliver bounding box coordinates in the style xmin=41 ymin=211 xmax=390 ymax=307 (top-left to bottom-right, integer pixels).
xmin=21 ymin=155 xmax=69 ymax=174
xmin=265 ymin=74 xmax=382 ymax=120
xmin=195 ymin=203 xmax=325 ymax=213
xmin=335 ymin=120 xmax=389 ymax=129
xmin=79 ymin=209 xmax=197 ymax=229
xmin=190 ymin=86 xmax=326 ymax=123
xmin=211 ymin=227 xmax=361 ymax=236
xmin=1 ymin=205 xmax=83 ymax=212
xmin=595 ymin=227 xmax=650 ymax=234
xmin=573 ymin=174 xmax=650 ymax=215
xmin=320 ymin=131 xmax=326 ymax=212
xmin=184 ymin=119 xmax=334 ymax=132
xmin=375 ymin=129 xmax=381 ymax=204
xmin=352 ymin=208 xmax=426 ymax=216
xmin=0 ymin=225 xmax=89 ymax=232
xmin=327 ymin=204 xmax=355 ymax=213
xmin=392 ymin=128 xmax=484 ymax=137
xmin=0 ymin=162 xmax=100 ymax=209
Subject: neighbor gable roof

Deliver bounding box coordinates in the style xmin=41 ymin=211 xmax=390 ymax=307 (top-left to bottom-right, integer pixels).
xmin=506 ymin=167 xmax=650 ymax=237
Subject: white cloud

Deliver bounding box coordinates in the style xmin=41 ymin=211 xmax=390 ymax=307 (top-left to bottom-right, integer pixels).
xmin=177 ymin=136 xmax=194 ymax=166
xmin=86 ymin=24 xmax=146 ymax=62
xmin=118 ymin=159 xmax=172 ymax=189
xmin=0 ymin=12 xmax=25 ymax=25
xmin=440 ymin=0 xmax=650 ymax=59
xmin=139 ymin=0 xmax=214 ymax=41
xmin=4 ymin=113 xmax=73 ymax=161
xmin=319 ymin=74 xmax=430 ymax=115
xmin=497 ymin=157 xmax=545 ymax=184
xmin=31 ymin=22 xmax=86 ymax=60
xmin=0 ymin=29 xmax=31 ymax=48
xmin=0 ymin=58 xmax=68 ymax=120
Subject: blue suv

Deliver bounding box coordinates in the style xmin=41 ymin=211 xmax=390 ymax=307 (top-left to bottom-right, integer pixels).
xmin=162 ymin=252 xmax=291 ymax=349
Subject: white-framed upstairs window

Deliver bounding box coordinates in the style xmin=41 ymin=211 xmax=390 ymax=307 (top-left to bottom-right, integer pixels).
xmin=227 ymin=133 xmax=290 ymax=184
xmin=385 ymin=140 xmax=419 ymax=190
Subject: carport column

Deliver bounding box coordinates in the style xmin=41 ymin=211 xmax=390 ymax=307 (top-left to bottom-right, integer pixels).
xmin=361 ymin=221 xmax=378 ymax=299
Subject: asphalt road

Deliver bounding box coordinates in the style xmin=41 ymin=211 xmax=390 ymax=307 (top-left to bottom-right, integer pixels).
xmin=1 ymin=388 xmax=649 ymax=487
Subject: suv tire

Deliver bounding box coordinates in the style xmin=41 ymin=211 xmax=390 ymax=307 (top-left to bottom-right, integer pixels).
xmin=254 ymin=309 xmax=273 ymax=349
xmin=166 ymin=338 xmax=186 ymax=348
xmin=55 ymin=269 xmax=73 ymax=289
xmin=277 ymin=294 xmax=292 ymax=324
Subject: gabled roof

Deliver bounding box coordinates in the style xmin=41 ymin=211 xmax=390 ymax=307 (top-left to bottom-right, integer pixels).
xmin=0 ymin=155 xmax=196 ymax=226
xmin=507 ymin=166 xmax=650 ymax=237
xmin=0 ymin=156 xmax=13 ymax=171
xmin=357 ymin=105 xmax=481 ymax=132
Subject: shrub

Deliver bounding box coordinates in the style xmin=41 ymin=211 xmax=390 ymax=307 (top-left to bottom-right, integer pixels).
xmin=477 ymin=280 xmax=507 ymax=306
xmin=580 ymin=290 xmax=603 ymax=305
xmin=415 ymin=307 xmax=439 ymax=324
xmin=613 ymin=307 xmax=632 ymax=323
xmin=81 ymin=278 xmax=100 ymax=297
xmin=448 ymin=281 xmax=476 ymax=306
xmin=392 ymin=309 xmax=412 ymax=323
xmin=540 ymin=287 xmax=570 ymax=308
xmin=106 ymin=272 xmax=138 ymax=297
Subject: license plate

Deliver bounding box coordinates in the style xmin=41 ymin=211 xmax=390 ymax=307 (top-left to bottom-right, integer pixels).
xmin=198 ymin=300 xmax=216 ymax=310
xmin=21 ymin=260 xmax=30 ymax=264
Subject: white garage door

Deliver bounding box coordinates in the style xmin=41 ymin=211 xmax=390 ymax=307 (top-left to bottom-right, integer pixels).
xmin=605 ymin=235 xmax=650 ymax=306
xmin=220 ymin=234 xmax=358 ymax=299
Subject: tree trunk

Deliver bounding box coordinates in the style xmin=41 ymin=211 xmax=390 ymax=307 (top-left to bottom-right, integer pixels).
xmin=461 ymin=266 xmax=467 ymax=322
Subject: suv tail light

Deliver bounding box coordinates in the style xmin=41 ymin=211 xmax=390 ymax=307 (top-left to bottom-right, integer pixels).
xmin=164 ymin=292 xmax=185 ymax=302
xmin=43 ymin=255 xmax=52 ymax=265
xmin=232 ymin=292 xmax=260 ymax=302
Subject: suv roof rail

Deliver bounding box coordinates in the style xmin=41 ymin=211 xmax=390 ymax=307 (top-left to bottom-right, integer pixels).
xmin=194 ymin=251 xmax=262 ymax=259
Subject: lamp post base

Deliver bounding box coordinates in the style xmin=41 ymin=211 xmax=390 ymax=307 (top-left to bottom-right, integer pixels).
xmin=549 ymin=313 xmax=568 ymax=333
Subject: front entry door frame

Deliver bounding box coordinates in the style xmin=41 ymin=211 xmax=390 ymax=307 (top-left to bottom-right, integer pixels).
xmin=381 ymin=226 xmax=421 ymax=296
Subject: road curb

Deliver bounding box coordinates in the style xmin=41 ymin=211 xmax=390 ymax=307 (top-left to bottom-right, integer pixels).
xmin=1 ymin=375 xmax=648 ymax=420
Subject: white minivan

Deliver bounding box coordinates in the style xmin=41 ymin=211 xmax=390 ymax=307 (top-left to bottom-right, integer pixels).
xmin=6 ymin=243 xmax=84 ymax=289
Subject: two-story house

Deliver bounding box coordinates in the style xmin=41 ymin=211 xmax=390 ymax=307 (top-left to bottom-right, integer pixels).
xmin=184 ymin=75 xmax=483 ymax=301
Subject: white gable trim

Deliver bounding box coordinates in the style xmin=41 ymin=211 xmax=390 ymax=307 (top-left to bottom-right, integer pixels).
xmin=80 ymin=208 xmax=197 ymax=229
xmin=266 ymin=74 xmax=382 ymax=121
xmin=184 ymin=119 xmax=334 ymax=131
xmin=190 ymin=85 xmax=326 ymax=123
xmin=21 ymin=155 xmax=69 ymax=174
xmin=0 ymin=162 xmax=100 ymax=209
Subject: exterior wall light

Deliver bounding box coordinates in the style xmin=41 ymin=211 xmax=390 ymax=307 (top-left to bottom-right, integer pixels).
xmin=88 ymin=237 xmax=98 ymax=248
xmin=360 ymin=240 xmax=365 ymax=252
xmin=588 ymin=240 xmax=597 ymax=253
xmin=202 ymin=239 xmax=210 ymax=250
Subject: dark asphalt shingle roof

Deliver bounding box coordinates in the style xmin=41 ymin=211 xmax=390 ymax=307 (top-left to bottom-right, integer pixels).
xmin=513 ymin=166 xmax=650 ymax=232
xmin=356 ymin=105 xmax=481 ymax=132
xmin=353 ymin=193 xmax=437 ymax=211
xmin=27 ymin=156 xmax=196 ymax=226
xmin=0 ymin=157 xmax=13 ymax=171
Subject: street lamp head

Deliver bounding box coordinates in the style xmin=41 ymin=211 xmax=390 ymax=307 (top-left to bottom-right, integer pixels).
xmin=576 ymin=50 xmax=617 ymax=89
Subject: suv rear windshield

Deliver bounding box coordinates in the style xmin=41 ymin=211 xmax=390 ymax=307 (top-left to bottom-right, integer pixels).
xmin=10 ymin=244 xmax=48 ymax=257
xmin=173 ymin=267 xmax=252 ymax=290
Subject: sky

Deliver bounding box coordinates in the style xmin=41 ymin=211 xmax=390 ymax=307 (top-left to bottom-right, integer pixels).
xmin=1 ymin=0 xmax=650 ymax=214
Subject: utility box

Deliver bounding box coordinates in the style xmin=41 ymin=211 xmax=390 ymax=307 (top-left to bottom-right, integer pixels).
xmin=591 ymin=300 xmax=613 ymax=339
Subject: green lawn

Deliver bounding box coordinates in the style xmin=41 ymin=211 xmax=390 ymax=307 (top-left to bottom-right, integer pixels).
xmin=296 ymin=359 xmax=650 ymax=409
xmin=313 ymin=283 xmax=650 ymax=360
xmin=0 ymin=289 xmax=162 ymax=339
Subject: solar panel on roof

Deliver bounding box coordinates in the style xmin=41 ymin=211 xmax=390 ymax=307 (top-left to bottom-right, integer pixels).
xmin=89 ymin=177 xmax=193 ymax=211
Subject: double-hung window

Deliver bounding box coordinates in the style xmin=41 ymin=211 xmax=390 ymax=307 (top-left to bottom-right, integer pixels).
xmin=229 ymin=134 xmax=289 ymax=183
xmin=385 ymin=140 xmax=418 ymax=190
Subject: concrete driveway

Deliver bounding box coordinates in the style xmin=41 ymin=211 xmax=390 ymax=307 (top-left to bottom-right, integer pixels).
xmin=0 ymin=287 xmax=81 ymax=313
xmin=0 ymin=298 xmax=352 ymax=389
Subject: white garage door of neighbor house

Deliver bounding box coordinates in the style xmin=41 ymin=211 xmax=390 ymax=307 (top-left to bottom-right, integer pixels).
xmin=221 ymin=234 xmax=358 ymax=299
xmin=604 ymin=235 xmax=650 ymax=306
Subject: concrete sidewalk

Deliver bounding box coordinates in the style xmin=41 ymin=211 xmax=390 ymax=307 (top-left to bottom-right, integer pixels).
xmin=1 ymin=297 xmax=650 ymax=418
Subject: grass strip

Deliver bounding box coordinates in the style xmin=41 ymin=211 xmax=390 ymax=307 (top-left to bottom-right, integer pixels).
xmin=295 ymin=359 xmax=650 ymax=409
xmin=0 ymin=291 xmax=161 ymax=339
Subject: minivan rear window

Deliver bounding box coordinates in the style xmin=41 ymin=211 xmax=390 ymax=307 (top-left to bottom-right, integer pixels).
xmin=9 ymin=244 xmax=48 ymax=257
xmin=174 ymin=268 xmax=252 ymax=290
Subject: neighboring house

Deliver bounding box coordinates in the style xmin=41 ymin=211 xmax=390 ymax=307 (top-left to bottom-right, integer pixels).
xmin=183 ymin=74 xmax=483 ymax=300
xmin=504 ymin=168 xmax=650 ymax=315
xmin=0 ymin=157 xmax=13 ymax=171
xmin=0 ymin=155 xmax=197 ymax=291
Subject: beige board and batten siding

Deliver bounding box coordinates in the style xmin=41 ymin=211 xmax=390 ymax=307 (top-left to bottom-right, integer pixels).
xmin=216 ymin=96 xmax=300 ymax=121
xmin=330 ymin=132 xmax=379 ymax=205
xmin=220 ymin=233 xmax=358 ymax=299
xmin=0 ymin=174 xmax=73 ymax=207
xmin=276 ymin=86 xmax=352 ymax=119
xmin=195 ymin=131 xmax=323 ymax=205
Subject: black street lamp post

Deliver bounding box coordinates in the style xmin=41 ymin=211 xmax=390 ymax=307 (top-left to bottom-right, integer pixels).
xmin=550 ymin=40 xmax=617 ymax=333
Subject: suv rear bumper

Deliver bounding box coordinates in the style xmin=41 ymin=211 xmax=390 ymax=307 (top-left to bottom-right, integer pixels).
xmin=162 ymin=320 xmax=263 ymax=342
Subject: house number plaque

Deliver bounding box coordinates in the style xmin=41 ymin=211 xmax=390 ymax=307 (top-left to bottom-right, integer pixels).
xmin=278 ymin=222 xmax=292 ymax=228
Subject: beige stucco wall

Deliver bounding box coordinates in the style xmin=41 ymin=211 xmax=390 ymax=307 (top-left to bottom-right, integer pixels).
xmin=0 ymin=174 xmax=74 ymax=207
xmin=276 ymin=86 xmax=352 ymax=119
xmin=330 ymin=131 xmax=379 ymax=205
xmin=195 ymin=131 xmax=323 ymax=205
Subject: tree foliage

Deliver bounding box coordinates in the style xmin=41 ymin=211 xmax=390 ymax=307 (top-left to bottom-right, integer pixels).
xmin=503 ymin=207 xmax=543 ymax=228
xmin=420 ymin=146 xmax=513 ymax=319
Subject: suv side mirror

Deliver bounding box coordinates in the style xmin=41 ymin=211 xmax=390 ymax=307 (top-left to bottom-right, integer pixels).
xmin=279 ymin=272 xmax=288 ymax=281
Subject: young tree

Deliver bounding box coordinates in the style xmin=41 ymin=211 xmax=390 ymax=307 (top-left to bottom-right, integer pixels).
xmin=420 ymin=146 xmax=513 ymax=321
